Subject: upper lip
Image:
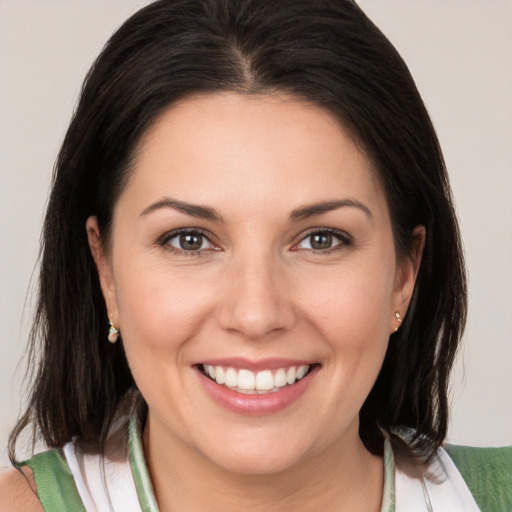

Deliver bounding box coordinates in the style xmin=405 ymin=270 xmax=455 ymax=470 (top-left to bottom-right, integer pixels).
xmin=193 ymin=357 xmax=317 ymax=372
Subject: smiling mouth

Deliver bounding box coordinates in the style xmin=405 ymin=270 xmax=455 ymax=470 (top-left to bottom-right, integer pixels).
xmin=199 ymin=364 xmax=316 ymax=394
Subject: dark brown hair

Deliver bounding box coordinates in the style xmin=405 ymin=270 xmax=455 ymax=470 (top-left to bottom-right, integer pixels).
xmin=10 ymin=0 xmax=466 ymax=464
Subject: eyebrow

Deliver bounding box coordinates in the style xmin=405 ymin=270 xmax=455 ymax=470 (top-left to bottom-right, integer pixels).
xmin=140 ymin=197 xmax=372 ymax=223
xmin=289 ymin=199 xmax=373 ymax=222
xmin=140 ymin=198 xmax=224 ymax=222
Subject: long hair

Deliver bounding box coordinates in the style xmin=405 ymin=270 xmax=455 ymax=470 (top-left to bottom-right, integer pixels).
xmin=10 ymin=0 xmax=466 ymax=464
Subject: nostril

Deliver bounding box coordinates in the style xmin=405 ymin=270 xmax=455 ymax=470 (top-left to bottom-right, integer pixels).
xmin=216 ymin=294 xmax=296 ymax=340
xmin=214 ymin=260 xmax=297 ymax=339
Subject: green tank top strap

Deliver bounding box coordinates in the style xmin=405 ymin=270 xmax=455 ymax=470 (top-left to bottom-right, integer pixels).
xmin=445 ymin=444 xmax=512 ymax=512
xmin=21 ymin=448 xmax=86 ymax=512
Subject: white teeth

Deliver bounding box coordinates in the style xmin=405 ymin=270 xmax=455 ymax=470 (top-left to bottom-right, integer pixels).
xmin=215 ymin=366 xmax=225 ymax=384
xmin=205 ymin=365 xmax=216 ymax=379
xmin=256 ymin=370 xmax=274 ymax=390
xmin=202 ymin=364 xmax=312 ymax=393
xmin=296 ymin=365 xmax=308 ymax=379
xmin=225 ymin=368 xmax=238 ymax=387
xmin=274 ymin=368 xmax=287 ymax=387
xmin=238 ymin=369 xmax=255 ymax=390
xmin=286 ymin=367 xmax=297 ymax=385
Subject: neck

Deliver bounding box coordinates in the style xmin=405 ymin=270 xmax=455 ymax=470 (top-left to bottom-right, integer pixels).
xmin=143 ymin=418 xmax=384 ymax=512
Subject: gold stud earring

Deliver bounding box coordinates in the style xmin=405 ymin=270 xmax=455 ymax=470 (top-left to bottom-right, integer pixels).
xmin=108 ymin=320 xmax=119 ymax=343
xmin=394 ymin=312 xmax=402 ymax=332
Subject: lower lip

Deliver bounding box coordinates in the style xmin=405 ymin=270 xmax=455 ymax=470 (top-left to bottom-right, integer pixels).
xmin=196 ymin=366 xmax=319 ymax=415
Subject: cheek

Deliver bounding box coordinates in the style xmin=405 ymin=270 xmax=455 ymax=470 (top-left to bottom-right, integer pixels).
xmin=111 ymin=262 xmax=219 ymax=427
xmin=306 ymin=269 xmax=394 ymax=409
xmin=113 ymin=260 xmax=215 ymax=354
xmin=299 ymin=256 xmax=395 ymax=397
xmin=300 ymin=260 xmax=395 ymax=347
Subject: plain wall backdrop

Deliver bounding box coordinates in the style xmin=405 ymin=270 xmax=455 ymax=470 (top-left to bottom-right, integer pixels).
xmin=1 ymin=0 xmax=511 ymax=467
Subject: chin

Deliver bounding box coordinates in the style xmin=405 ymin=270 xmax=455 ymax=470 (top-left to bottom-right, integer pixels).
xmin=209 ymin=449 xmax=305 ymax=476
xmin=196 ymin=431 xmax=310 ymax=476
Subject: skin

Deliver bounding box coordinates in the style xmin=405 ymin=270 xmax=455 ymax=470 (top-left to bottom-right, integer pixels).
xmin=0 ymin=467 xmax=42 ymax=512
xmin=76 ymin=92 xmax=424 ymax=512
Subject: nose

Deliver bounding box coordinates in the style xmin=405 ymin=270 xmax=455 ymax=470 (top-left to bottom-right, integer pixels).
xmin=216 ymin=252 xmax=296 ymax=340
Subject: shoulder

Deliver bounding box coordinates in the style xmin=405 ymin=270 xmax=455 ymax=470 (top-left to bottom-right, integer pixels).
xmin=444 ymin=444 xmax=512 ymax=512
xmin=0 ymin=466 xmax=43 ymax=512
xmin=444 ymin=444 xmax=512 ymax=480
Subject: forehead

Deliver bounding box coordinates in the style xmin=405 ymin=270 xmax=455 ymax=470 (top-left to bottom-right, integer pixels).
xmin=121 ymin=92 xmax=387 ymax=220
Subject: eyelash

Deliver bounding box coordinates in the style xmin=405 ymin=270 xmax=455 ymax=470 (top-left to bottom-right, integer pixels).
xmin=158 ymin=228 xmax=217 ymax=256
xmin=157 ymin=228 xmax=352 ymax=255
xmin=292 ymin=228 xmax=353 ymax=254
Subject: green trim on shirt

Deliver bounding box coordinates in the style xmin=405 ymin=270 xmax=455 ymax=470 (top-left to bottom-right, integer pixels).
xmin=24 ymin=424 xmax=511 ymax=512
xmin=445 ymin=444 xmax=512 ymax=512
xmin=129 ymin=415 xmax=160 ymax=512
xmin=127 ymin=415 xmax=397 ymax=512
xmin=381 ymin=438 xmax=396 ymax=512
xmin=21 ymin=448 xmax=86 ymax=512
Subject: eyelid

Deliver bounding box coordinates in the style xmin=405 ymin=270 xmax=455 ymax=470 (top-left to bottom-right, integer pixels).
xmin=156 ymin=227 xmax=352 ymax=255
xmin=157 ymin=227 xmax=219 ymax=253
xmin=292 ymin=227 xmax=353 ymax=252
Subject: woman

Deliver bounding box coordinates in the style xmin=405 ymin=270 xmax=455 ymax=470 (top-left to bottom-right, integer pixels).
xmin=1 ymin=0 xmax=510 ymax=510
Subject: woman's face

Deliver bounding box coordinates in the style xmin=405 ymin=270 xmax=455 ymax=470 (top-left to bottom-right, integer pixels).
xmin=89 ymin=92 xmax=420 ymax=475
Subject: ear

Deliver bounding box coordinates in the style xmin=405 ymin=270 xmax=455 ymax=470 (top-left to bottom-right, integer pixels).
xmin=86 ymin=216 xmax=119 ymax=325
xmin=390 ymin=225 xmax=426 ymax=333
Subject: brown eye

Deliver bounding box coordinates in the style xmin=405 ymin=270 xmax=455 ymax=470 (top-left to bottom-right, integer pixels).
xmin=310 ymin=233 xmax=333 ymax=250
xmin=179 ymin=233 xmax=203 ymax=251
xmin=295 ymin=230 xmax=350 ymax=252
xmin=164 ymin=230 xmax=215 ymax=252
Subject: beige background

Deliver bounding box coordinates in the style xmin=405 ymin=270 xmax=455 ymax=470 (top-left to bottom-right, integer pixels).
xmin=1 ymin=0 xmax=511 ymax=467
